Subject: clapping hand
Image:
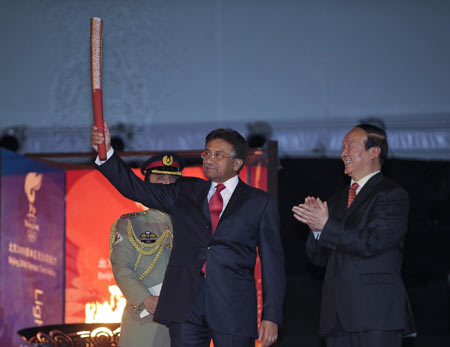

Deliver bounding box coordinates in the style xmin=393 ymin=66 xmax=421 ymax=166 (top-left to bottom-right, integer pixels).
xmin=292 ymin=196 xmax=329 ymax=231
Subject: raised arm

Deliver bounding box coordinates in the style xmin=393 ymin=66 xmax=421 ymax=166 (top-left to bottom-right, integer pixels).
xmin=91 ymin=121 xmax=177 ymax=212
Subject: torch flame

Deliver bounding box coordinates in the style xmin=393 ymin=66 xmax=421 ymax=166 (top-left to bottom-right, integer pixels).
xmin=85 ymin=285 xmax=126 ymax=323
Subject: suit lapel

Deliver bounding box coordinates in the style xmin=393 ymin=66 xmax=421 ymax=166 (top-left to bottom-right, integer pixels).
xmin=343 ymin=172 xmax=384 ymax=217
xmin=214 ymin=179 xmax=249 ymax=235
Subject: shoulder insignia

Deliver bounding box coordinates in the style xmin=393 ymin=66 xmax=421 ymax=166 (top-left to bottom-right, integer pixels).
xmin=146 ymin=207 xmax=171 ymax=219
xmin=120 ymin=211 xmax=141 ymax=220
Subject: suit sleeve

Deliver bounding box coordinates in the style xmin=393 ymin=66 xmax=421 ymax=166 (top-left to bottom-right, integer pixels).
xmin=305 ymin=231 xmax=330 ymax=267
xmin=110 ymin=219 xmax=151 ymax=310
xmin=319 ymin=186 xmax=409 ymax=257
xmin=96 ymin=152 xmax=177 ymax=211
xmin=258 ymin=196 xmax=286 ymax=326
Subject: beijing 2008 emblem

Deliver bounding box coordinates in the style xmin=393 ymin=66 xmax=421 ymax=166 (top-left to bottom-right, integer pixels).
xmin=24 ymin=172 xmax=43 ymax=243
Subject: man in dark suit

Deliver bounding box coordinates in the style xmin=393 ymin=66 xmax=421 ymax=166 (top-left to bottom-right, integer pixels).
xmin=91 ymin=123 xmax=285 ymax=347
xmin=292 ymin=124 xmax=415 ymax=347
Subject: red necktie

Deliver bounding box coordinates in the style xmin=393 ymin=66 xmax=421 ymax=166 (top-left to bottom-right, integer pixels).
xmin=209 ymin=183 xmax=226 ymax=234
xmin=347 ymin=183 xmax=359 ymax=207
xmin=202 ymin=183 xmax=226 ymax=273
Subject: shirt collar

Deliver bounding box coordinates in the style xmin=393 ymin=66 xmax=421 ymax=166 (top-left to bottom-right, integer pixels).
xmin=351 ymin=170 xmax=380 ymax=192
xmin=211 ymin=175 xmax=239 ymax=194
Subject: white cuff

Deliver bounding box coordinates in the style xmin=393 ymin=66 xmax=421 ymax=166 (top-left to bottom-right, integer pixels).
xmin=95 ymin=147 xmax=114 ymax=165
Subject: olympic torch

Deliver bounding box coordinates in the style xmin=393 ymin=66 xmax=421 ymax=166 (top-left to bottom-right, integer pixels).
xmin=90 ymin=17 xmax=107 ymax=160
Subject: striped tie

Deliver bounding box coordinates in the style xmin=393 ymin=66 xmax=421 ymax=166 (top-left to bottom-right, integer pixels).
xmin=347 ymin=183 xmax=359 ymax=207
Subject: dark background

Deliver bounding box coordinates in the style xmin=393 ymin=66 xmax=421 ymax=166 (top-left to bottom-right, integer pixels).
xmin=275 ymin=158 xmax=450 ymax=346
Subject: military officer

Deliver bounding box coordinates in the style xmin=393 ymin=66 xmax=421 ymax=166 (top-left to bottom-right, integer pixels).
xmin=109 ymin=152 xmax=184 ymax=347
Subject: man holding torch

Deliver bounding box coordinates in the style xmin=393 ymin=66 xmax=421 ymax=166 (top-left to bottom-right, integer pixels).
xmin=91 ymin=122 xmax=285 ymax=347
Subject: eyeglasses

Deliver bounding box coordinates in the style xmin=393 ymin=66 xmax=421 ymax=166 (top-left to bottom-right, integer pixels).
xmin=201 ymin=151 xmax=234 ymax=161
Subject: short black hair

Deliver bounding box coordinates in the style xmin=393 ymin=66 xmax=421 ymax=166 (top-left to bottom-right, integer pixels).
xmin=205 ymin=128 xmax=249 ymax=163
xmin=356 ymin=123 xmax=388 ymax=166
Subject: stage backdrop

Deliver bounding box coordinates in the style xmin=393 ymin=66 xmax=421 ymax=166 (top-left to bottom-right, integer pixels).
xmin=65 ymin=165 xmax=209 ymax=322
xmin=0 ymin=149 xmax=65 ymax=346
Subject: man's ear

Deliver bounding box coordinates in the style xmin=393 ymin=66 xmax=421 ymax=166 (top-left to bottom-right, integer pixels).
xmin=233 ymin=158 xmax=243 ymax=172
xmin=369 ymin=146 xmax=381 ymax=159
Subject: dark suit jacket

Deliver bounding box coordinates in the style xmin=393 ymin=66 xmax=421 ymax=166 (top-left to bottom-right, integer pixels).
xmin=97 ymin=153 xmax=285 ymax=338
xmin=306 ymin=172 xmax=415 ymax=336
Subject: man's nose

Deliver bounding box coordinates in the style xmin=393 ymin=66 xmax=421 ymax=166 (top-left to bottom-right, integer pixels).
xmin=205 ymin=155 xmax=216 ymax=163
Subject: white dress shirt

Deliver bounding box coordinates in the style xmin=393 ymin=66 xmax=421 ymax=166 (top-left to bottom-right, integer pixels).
xmin=207 ymin=175 xmax=239 ymax=217
xmin=350 ymin=170 xmax=380 ymax=194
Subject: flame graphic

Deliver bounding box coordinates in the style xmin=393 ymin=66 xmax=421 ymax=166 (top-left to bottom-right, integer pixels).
xmin=85 ymin=285 xmax=126 ymax=323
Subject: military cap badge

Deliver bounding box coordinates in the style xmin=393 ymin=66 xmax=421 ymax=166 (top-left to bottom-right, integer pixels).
xmin=162 ymin=155 xmax=173 ymax=166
